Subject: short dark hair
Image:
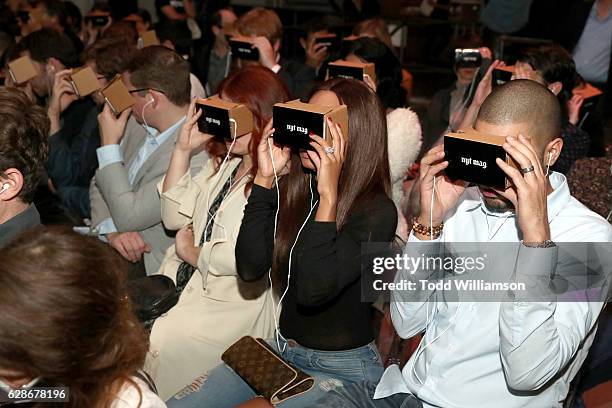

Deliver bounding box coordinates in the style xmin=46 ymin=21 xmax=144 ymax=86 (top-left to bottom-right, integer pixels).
xmin=41 ymin=0 xmax=69 ymax=29
xmin=517 ymin=44 xmax=577 ymax=105
xmin=477 ymin=79 xmax=561 ymax=150
xmin=347 ymin=37 xmax=406 ymax=109
xmin=82 ymin=38 xmax=135 ymax=79
xmin=90 ymin=1 xmax=111 ymax=13
xmin=63 ymin=1 xmax=83 ymax=33
xmin=137 ymin=8 xmax=151 ymax=24
xmin=155 ymin=20 xmax=193 ymax=57
xmin=17 ymin=28 xmax=78 ymax=67
xmin=124 ymin=46 xmax=191 ymax=106
xmin=300 ymin=15 xmax=343 ymax=37
xmin=0 ymin=88 xmax=49 ymax=203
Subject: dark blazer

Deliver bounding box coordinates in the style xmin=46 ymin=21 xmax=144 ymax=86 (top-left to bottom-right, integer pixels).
xmin=46 ymin=99 xmax=100 ymax=219
xmin=278 ymin=57 xmax=318 ymax=100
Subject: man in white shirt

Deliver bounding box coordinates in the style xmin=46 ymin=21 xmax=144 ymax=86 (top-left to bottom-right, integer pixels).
xmin=90 ymin=46 xmax=207 ymax=274
xmin=312 ymin=80 xmax=612 ymax=407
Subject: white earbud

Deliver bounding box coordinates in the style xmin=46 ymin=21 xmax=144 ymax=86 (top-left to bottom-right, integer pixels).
xmin=0 ymin=183 xmax=9 ymax=194
xmin=545 ymin=151 xmax=554 ymax=177
xmin=141 ymin=97 xmax=155 ymax=132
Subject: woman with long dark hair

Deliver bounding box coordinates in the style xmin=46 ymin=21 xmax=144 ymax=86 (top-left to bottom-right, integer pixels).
xmin=147 ymin=65 xmax=291 ymax=400
xmin=0 ymin=226 xmax=163 ymax=408
xmin=167 ymin=78 xmax=397 ymax=407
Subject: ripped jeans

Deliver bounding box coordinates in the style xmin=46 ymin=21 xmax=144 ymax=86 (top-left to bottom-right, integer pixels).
xmin=166 ymin=338 xmax=384 ymax=408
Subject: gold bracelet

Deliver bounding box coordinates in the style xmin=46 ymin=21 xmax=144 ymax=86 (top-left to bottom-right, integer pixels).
xmin=412 ymin=218 xmax=444 ymax=238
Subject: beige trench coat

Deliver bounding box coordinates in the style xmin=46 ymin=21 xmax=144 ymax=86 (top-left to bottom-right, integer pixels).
xmin=145 ymin=158 xmax=275 ymax=400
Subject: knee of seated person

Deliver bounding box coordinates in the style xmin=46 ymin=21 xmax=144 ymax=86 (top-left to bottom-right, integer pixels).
xmin=234 ymin=397 xmax=274 ymax=408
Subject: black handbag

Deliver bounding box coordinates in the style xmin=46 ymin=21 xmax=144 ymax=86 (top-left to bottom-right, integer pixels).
xmin=127 ymin=275 xmax=179 ymax=326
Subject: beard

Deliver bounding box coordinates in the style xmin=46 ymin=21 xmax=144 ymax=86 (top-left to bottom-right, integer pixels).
xmin=479 ymin=188 xmax=515 ymax=213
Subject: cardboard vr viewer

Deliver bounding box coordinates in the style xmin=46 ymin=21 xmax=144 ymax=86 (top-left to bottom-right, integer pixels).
xmin=101 ymin=75 xmax=135 ymax=115
xmin=455 ymin=48 xmax=482 ymax=69
xmin=69 ymin=66 xmax=101 ymax=97
xmin=85 ymin=14 xmax=110 ymax=27
xmin=444 ymin=129 xmax=519 ymax=190
xmin=272 ymin=100 xmax=348 ymax=151
xmin=327 ymin=60 xmax=376 ymax=83
xmin=314 ymin=34 xmax=341 ymax=53
xmin=493 ymin=65 xmax=515 ymax=88
xmin=139 ymin=30 xmax=160 ymax=49
xmin=195 ymin=96 xmax=254 ymax=140
xmin=229 ymin=38 xmax=260 ymax=61
xmin=7 ymin=55 xmax=38 ymax=85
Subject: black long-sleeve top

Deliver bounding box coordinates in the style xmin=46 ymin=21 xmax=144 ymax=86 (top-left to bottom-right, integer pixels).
xmin=236 ymin=184 xmax=397 ymax=351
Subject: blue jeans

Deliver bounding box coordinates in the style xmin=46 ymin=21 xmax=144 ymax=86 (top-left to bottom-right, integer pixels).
xmin=311 ymin=381 xmax=422 ymax=408
xmin=166 ymin=338 xmax=384 ymax=408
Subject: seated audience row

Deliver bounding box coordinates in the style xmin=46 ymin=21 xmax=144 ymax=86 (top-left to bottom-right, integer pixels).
xmin=0 ymin=3 xmax=610 ymax=408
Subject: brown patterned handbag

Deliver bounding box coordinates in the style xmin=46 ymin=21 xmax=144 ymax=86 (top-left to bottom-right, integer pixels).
xmin=221 ymin=336 xmax=315 ymax=405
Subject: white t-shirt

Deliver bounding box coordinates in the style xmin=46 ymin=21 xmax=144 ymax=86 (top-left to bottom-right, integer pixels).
xmin=111 ymin=377 xmax=167 ymax=408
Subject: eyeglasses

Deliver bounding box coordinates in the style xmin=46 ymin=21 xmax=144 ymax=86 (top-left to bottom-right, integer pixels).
xmin=128 ymin=88 xmax=165 ymax=95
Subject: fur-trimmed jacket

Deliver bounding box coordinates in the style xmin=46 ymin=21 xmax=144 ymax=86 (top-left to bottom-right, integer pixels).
xmin=387 ymin=108 xmax=422 ymax=208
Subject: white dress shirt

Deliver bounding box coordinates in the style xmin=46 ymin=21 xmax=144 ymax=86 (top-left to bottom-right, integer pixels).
xmin=375 ymin=172 xmax=612 ymax=407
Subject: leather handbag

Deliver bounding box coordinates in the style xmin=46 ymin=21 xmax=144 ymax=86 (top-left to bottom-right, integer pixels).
xmin=222 ymin=336 xmax=315 ymax=405
xmin=127 ymin=275 xmax=179 ymax=323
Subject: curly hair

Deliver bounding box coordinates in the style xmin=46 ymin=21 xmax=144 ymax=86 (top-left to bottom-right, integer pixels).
xmin=0 ymin=87 xmax=49 ymax=203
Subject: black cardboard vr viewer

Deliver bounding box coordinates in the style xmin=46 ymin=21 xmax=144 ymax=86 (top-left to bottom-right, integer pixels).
xmin=327 ymin=60 xmax=376 ymax=83
xmin=195 ymin=96 xmax=254 ymax=140
xmin=314 ymin=34 xmax=341 ymax=53
xmin=85 ymin=14 xmax=109 ymax=27
xmin=444 ymin=129 xmax=519 ymax=190
xmin=229 ymin=38 xmax=260 ymax=61
xmin=272 ymin=100 xmax=348 ymax=151
xmin=455 ymin=48 xmax=481 ymax=69
xmin=493 ymin=65 xmax=515 ymax=88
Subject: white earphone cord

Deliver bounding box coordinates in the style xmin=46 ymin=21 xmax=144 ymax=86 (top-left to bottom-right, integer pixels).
xmin=412 ymin=150 xmax=556 ymax=382
xmin=141 ymin=98 xmax=154 ymax=132
xmin=412 ymin=173 xmax=461 ymax=384
xmin=265 ymin=138 xmax=317 ymax=353
xmin=202 ymin=119 xmax=238 ymax=237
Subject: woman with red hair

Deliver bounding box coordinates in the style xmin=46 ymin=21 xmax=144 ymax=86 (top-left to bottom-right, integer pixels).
xmin=146 ymin=65 xmax=291 ymax=400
